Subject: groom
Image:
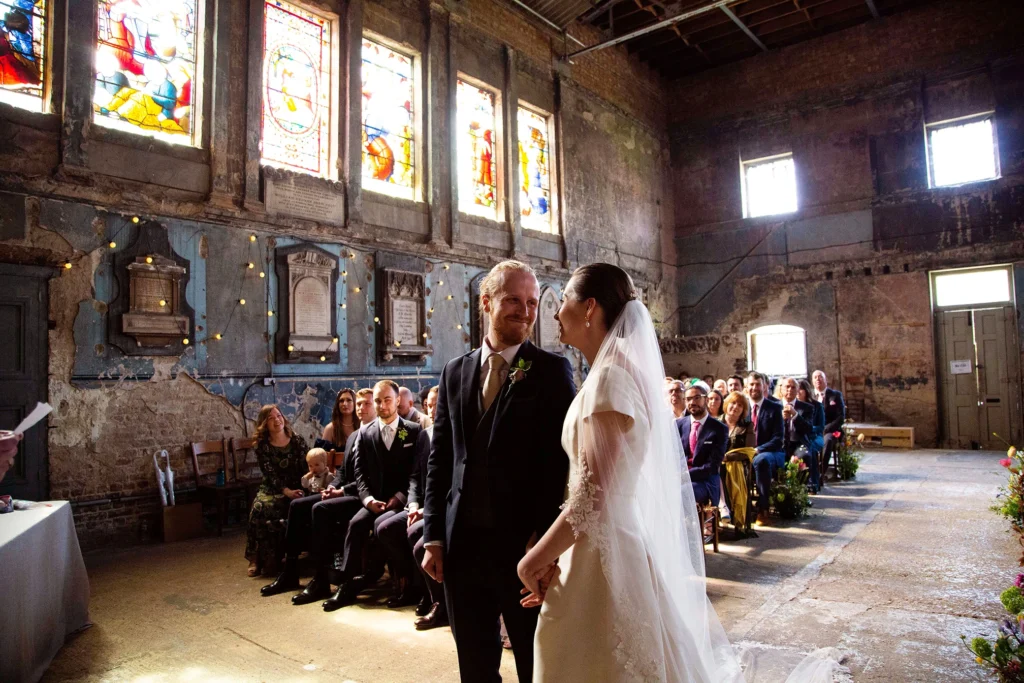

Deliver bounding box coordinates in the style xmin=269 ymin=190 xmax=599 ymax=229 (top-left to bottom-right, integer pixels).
xmin=422 ymin=260 xmax=575 ymax=682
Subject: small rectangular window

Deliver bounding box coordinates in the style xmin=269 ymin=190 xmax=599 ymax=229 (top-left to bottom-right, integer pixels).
xmin=457 ymin=77 xmax=500 ymax=220
xmin=0 ymin=0 xmax=47 ymax=112
xmin=741 ymin=154 xmax=797 ymax=219
xmin=94 ymin=0 xmax=202 ymax=145
xmin=517 ymin=104 xmax=554 ymax=233
xmin=361 ymin=36 xmax=416 ymax=199
xmin=931 ymin=265 xmax=1012 ymax=309
xmin=927 ymin=114 xmax=999 ymax=188
xmin=748 ymin=324 xmax=807 ymax=378
xmin=261 ymin=0 xmax=337 ymax=178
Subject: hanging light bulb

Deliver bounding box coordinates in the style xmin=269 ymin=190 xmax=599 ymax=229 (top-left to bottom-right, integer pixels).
xmin=438 ymin=280 xmax=444 ymax=286
xmin=443 ymin=264 xmax=450 ymax=270
xmin=332 ymin=336 xmax=339 ymax=344
xmin=267 ymin=310 xmax=274 ymax=317
xmin=456 ymin=324 xmax=463 ymax=330
xmin=108 ymin=241 xmax=117 ymax=249
xmin=247 ymin=262 xmax=254 ymax=269
xmin=373 ymin=316 xmax=380 ymax=323
xmin=446 ymin=295 xmax=453 ymax=300
xmin=159 ymin=299 xmax=167 ymax=307
xmin=259 ymin=271 xmax=265 ymax=278
xmin=213 ymin=333 xmax=223 ymax=340
xmin=63 ymin=261 xmax=72 ymax=270
xmin=354 ymin=287 xmax=361 ymax=293
xmin=132 ymin=216 xmax=140 ymax=224
xmin=287 ymin=344 xmax=294 ymax=352
xmin=429 ymin=307 xmax=434 ymax=313
xmin=239 ymin=298 xmax=246 ymax=305
xmin=182 ymin=338 xmax=190 ymax=345
xmin=422 ymin=333 xmax=428 ymax=339
xmin=395 ymin=341 xmax=402 ymax=347
xmin=320 ymin=355 xmax=327 ymax=362
xmin=249 ymin=234 xmax=257 ymax=242
xmin=341 ymin=303 xmax=347 ymax=309
xmin=146 ymin=256 xmax=153 ymax=264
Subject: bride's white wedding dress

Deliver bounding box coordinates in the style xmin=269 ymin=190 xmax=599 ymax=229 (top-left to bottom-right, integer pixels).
xmin=532 ymin=301 xmax=840 ymax=683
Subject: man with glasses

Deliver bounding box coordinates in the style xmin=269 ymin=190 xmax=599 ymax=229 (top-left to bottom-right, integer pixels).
xmin=676 ymin=380 xmax=728 ymax=507
xmin=666 ymin=379 xmax=686 ymax=419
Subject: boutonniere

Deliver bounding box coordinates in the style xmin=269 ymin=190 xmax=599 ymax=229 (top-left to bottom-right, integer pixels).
xmin=396 ymin=427 xmax=409 ymax=442
xmin=505 ymin=358 xmax=533 ymax=396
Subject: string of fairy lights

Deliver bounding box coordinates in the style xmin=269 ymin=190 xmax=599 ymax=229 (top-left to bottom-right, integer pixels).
xmin=63 ymin=215 xmax=479 ymax=362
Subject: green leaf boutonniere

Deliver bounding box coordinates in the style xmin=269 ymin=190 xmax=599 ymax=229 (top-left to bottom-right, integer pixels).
xmin=396 ymin=427 xmax=409 ymax=442
xmin=508 ymin=358 xmax=533 ymax=387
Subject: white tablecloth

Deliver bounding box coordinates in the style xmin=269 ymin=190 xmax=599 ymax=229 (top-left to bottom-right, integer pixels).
xmin=0 ymin=501 xmax=91 ymax=683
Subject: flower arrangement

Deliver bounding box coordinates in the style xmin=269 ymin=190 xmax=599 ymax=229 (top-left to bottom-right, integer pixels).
xmin=993 ymin=438 xmax=1024 ymax=531
xmin=833 ymin=429 xmax=864 ymax=481
xmin=769 ymin=455 xmax=810 ymax=519
xmin=963 ymin=575 xmax=1024 ymax=682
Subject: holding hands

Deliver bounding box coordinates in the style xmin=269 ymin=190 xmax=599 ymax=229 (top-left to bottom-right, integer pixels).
xmin=518 ymin=554 xmax=560 ymax=608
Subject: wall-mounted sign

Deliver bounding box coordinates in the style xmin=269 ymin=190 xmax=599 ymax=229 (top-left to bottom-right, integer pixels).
xmin=950 ymin=359 xmax=972 ymax=375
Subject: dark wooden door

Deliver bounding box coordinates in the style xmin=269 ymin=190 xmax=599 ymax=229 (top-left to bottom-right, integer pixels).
xmin=0 ymin=265 xmax=52 ymax=500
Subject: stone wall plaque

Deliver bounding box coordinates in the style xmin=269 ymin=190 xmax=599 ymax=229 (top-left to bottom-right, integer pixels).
xmin=379 ymin=268 xmax=432 ymax=364
xmin=536 ymin=287 xmax=564 ymax=353
xmin=275 ymin=245 xmax=339 ymax=363
xmin=265 ymin=172 xmax=346 ymax=226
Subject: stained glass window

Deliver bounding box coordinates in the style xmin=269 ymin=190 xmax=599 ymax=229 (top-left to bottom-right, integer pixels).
xmin=457 ymin=79 xmax=498 ymax=218
xmin=261 ymin=0 xmax=334 ymax=177
xmin=517 ymin=105 xmax=553 ymax=233
xmin=361 ymin=37 xmax=415 ymax=199
xmin=94 ymin=0 xmax=200 ymax=144
xmin=0 ymin=0 xmax=46 ymax=111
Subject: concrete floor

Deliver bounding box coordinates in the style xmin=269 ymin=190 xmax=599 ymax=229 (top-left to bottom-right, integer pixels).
xmin=43 ymin=449 xmax=1014 ymax=682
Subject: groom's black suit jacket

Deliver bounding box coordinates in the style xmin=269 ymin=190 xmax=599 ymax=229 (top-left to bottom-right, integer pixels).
xmin=423 ymin=340 xmax=576 ymax=552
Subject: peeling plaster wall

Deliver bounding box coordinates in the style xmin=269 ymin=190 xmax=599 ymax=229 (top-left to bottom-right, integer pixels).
xmin=0 ymin=0 xmax=670 ymax=547
xmin=664 ymin=0 xmax=1024 ymax=447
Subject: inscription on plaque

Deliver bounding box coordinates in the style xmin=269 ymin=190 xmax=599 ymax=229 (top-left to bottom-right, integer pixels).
xmin=379 ymin=268 xmax=432 ymax=364
xmin=392 ymin=299 xmax=419 ymax=346
xmin=537 ymin=288 xmax=563 ymax=351
xmin=266 ymin=176 xmax=346 ymax=226
xmin=276 ymin=246 xmax=339 ymax=362
xmin=294 ymin=277 xmax=330 ymax=338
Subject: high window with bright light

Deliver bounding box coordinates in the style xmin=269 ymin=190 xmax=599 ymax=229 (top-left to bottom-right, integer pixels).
xmin=260 ymin=0 xmax=337 ymax=178
xmin=748 ymin=324 xmax=807 ymax=378
xmin=517 ymin=103 xmax=554 ymax=233
xmin=457 ymin=78 xmax=499 ymax=219
xmin=0 ymin=0 xmax=47 ymax=112
xmin=931 ymin=266 xmax=1012 ymax=309
xmin=361 ymin=37 xmax=416 ymax=199
xmin=927 ymin=115 xmax=999 ymax=188
xmin=742 ymin=154 xmax=797 ymax=218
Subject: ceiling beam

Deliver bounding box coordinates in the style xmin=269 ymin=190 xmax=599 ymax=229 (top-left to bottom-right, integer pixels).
xmin=720 ymin=4 xmax=769 ymax=51
xmin=865 ymin=0 xmax=880 ymax=18
xmin=792 ymin=0 xmax=815 ymax=28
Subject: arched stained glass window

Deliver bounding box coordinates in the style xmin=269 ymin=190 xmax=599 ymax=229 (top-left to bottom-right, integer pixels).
xmin=361 ymin=37 xmax=415 ymax=199
xmin=94 ymin=0 xmax=200 ymax=144
xmin=261 ymin=0 xmax=335 ymax=178
xmin=456 ymin=78 xmax=499 ymax=219
xmin=0 ymin=0 xmax=47 ymax=111
xmin=518 ymin=104 xmax=553 ymax=233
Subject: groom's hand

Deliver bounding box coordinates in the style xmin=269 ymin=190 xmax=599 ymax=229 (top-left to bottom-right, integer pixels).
xmin=422 ymin=545 xmax=444 ymax=583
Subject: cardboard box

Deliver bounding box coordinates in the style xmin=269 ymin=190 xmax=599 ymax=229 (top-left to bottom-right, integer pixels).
xmin=162 ymin=502 xmax=204 ymax=542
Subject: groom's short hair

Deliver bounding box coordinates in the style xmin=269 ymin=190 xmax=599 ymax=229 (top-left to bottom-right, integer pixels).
xmin=479 ymin=260 xmax=537 ymax=305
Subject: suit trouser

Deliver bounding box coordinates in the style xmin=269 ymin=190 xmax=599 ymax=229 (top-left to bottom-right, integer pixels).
xmin=445 ymin=527 xmax=538 ymax=683
xmin=374 ymin=509 xmax=416 ymax=582
xmin=408 ymin=519 xmax=445 ymax=605
xmin=823 ymin=432 xmax=840 ymax=472
xmin=340 ymin=505 xmax=382 ymax=579
xmin=283 ymin=494 xmax=322 ymax=559
xmin=752 ymin=450 xmax=786 ymax=511
xmin=691 ymin=476 xmax=721 ymax=507
xmin=284 ymin=494 xmax=362 ymax=571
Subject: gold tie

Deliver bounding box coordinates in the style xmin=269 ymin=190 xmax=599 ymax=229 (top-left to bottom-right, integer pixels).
xmin=482 ymin=354 xmax=508 ymax=413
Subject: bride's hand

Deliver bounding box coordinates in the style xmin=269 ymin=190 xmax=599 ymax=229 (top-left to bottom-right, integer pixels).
xmin=519 ymin=561 xmax=560 ymax=608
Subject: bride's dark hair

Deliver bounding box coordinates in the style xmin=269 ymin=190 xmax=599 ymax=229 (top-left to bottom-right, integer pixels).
xmin=568 ymin=263 xmax=637 ymax=327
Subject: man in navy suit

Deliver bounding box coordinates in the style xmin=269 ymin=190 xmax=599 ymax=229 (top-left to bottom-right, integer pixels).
xmin=745 ymin=372 xmax=786 ymax=525
xmin=422 ymin=261 xmax=576 ymax=683
xmin=777 ymin=377 xmax=822 ymax=493
xmin=813 ymin=370 xmax=847 ymax=477
xmin=677 ymin=380 xmax=728 ymax=507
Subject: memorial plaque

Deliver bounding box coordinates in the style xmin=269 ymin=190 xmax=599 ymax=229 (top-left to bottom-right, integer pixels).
xmin=537 ymin=287 xmax=563 ymax=352
xmin=275 ymin=245 xmax=339 ymax=363
xmin=265 ymin=174 xmax=345 ymax=226
xmin=379 ymin=268 xmax=432 ymax=364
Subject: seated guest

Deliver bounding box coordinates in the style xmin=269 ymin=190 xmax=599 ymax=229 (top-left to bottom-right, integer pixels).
xmin=726 ymin=375 xmax=745 ymax=395
xmin=745 ymin=372 xmax=786 ymax=525
xmin=319 ymin=388 xmax=360 ymax=469
xmin=713 ymin=379 xmax=728 ymax=397
xmin=812 ymin=370 xmax=846 ymax=477
xmin=776 ymin=377 xmax=821 ymax=492
xmin=323 ymin=380 xmax=428 ymax=612
xmin=707 ymin=389 xmax=725 ymax=421
xmin=246 ymin=405 xmax=307 ymax=578
xmin=722 ymin=391 xmax=755 ymax=452
xmin=398 ymin=386 xmax=431 ymax=428
xmin=666 ymin=379 xmax=686 ymax=419
xmin=797 ymin=378 xmax=826 ymax=464
xmin=677 ymin=380 xmax=727 ymax=508
xmin=301 ymin=448 xmax=333 ymax=495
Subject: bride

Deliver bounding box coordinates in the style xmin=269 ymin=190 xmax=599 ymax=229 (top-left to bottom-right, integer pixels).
xmin=517 ymin=262 xmax=743 ymax=682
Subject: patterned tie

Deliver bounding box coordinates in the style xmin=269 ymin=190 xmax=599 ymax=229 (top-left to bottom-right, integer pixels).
xmin=689 ymin=419 xmax=700 ymax=457
xmin=482 ymin=353 xmax=508 ymax=413
xmin=752 ymin=403 xmax=759 ymax=440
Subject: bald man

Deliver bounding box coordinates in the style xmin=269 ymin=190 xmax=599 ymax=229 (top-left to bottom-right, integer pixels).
xmin=398 ymin=387 xmax=431 ymax=428
xmin=812 ymin=371 xmax=846 ymax=478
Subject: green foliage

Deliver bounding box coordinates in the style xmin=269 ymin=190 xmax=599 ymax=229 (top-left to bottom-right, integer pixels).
xmin=1003 ymin=587 xmax=1024 ymax=616
xmin=835 ymin=432 xmax=862 ymax=480
xmin=769 ymin=456 xmax=810 ymax=519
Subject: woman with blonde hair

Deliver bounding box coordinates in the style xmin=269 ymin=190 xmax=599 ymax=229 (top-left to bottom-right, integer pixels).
xmin=245 ymin=404 xmax=308 ymax=577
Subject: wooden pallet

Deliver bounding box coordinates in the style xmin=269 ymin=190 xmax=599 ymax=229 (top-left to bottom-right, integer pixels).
xmin=845 ymin=423 xmax=914 ymax=449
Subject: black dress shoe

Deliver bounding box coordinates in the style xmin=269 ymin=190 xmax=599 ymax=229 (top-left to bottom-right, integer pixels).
xmin=414 ymin=603 xmax=449 ymax=630
xmin=322 ymin=583 xmax=358 ymax=612
xmin=415 ymin=594 xmax=432 ymax=617
xmin=387 ymin=589 xmax=420 ymax=609
xmin=260 ymin=571 xmax=300 ymax=597
xmin=292 ymin=575 xmax=333 ymax=605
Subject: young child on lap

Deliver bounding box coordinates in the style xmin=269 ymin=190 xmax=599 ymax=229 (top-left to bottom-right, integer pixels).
xmin=300 ymin=448 xmax=332 ymax=494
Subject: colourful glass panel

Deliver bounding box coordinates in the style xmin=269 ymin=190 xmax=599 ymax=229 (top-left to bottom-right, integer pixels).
xmin=261 ymin=0 xmax=333 ymax=177
xmin=0 ymin=0 xmax=46 ymax=111
xmin=94 ymin=0 xmax=199 ymax=143
xmin=517 ymin=106 xmax=552 ymax=232
xmin=456 ymin=80 xmax=497 ymax=217
xmin=361 ymin=38 xmax=414 ymax=198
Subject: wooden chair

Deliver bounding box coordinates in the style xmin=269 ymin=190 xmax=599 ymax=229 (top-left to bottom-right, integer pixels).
xmin=229 ymin=437 xmax=261 ymax=504
xmin=189 ymin=439 xmax=251 ymax=536
xmin=699 ymin=503 xmax=720 ymax=553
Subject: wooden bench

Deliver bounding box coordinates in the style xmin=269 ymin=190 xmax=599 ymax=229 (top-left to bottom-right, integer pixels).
xmin=844 ymin=423 xmax=914 ymax=449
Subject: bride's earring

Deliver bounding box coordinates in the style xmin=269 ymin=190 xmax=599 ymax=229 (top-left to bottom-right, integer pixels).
xmin=585 ymin=317 xmax=591 ymax=328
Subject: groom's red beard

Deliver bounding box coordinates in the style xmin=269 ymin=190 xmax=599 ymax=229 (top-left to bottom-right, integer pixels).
xmin=490 ymin=315 xmax=535 ymax=346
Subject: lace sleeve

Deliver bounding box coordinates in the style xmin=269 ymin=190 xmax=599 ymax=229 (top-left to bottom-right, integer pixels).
xmin=562 ymin=450 xmax=609 ymax=552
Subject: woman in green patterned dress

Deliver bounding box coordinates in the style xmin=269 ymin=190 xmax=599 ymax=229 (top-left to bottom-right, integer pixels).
xmin=246 ymin=404 xmax=307 ymax=577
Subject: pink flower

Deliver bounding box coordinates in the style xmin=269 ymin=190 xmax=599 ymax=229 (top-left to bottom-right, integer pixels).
xmin=832 ymin=431 xmax=842 ymax=438
xmin=1003 ymin=458 xmax=1014 ymax=468
xmin=1016 ymin=574 xmax=1024 ymax=589
xmin=798 ymin=462 xmax=807 ymax=470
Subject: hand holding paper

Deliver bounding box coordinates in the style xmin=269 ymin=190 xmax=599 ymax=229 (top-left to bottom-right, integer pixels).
xmin=14 ymin=402 xmax=53 ymax=435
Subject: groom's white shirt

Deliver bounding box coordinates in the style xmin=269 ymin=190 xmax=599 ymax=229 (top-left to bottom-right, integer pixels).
xmin=424 ymin=339 xmax=522 ymax=549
